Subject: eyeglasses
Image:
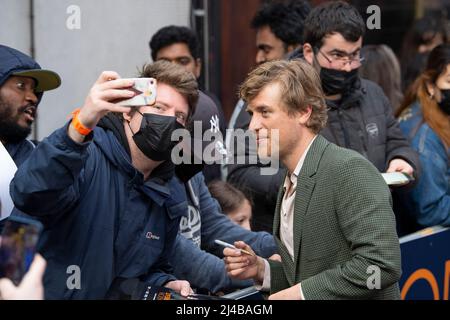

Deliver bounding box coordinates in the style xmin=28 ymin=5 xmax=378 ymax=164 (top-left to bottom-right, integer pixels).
xmin=316 ymin=48 xmax=365 ymax=68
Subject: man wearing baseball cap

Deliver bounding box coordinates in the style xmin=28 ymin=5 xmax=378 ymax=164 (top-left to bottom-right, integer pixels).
xmin=0 ymin=44 xmax=61 ymax=166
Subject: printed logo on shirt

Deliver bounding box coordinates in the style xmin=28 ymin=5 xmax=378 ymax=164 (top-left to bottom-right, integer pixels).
xmin=366 ymin=123 xmax=379 ymax=138
xmin=210 ymin=115 xmax=220 ymax=133
xmin=146 ymin=232 xmax=160 ymax=240
xmin=179 ymin=205 xmax=201 ymax=247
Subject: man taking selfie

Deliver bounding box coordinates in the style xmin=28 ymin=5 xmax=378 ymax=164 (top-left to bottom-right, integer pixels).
xmin=10 ymin=61 xmax=197 ymax=299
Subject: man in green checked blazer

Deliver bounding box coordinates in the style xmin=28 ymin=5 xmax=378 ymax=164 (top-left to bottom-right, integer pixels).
xmin=223 ymin=59 xmax=401 ymax=300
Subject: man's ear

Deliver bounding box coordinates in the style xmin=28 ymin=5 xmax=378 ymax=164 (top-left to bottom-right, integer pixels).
xmin=298 ymin=105 xmax=313 ymax=126
xmin=194 ymin=58 xmax=202 ymax=79
xmin=123 ymin=109 xmax=134 ymax=122
xmin=303 ymin=43 xmax=314 ymax=65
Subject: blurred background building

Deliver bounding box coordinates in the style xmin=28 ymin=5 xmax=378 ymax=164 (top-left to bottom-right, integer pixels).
xmin=1 ymin=0 xmax=449 ymax=140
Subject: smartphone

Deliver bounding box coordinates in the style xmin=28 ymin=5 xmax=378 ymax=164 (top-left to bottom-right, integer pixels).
xmin=117 ymin=78 xmax=157 ymax=107
xmin=0 ymin=216 xmax=42 ymax=285
xmin=381 ymin=172 xmax=415 ymax=187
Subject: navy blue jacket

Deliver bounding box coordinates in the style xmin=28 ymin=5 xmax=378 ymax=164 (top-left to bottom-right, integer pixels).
xmin=0 ymin=44 xmax=46 ymax=102
xmin=4 ymin=139 xmax=35 ymax=167
xmin=172 ymin=173 xmax=277 ymax=293
xmin=10 ymin=124 xmax=186 ymax=299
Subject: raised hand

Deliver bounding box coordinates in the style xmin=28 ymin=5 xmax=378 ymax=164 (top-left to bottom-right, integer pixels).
xmin=223 ymin=241 xmax=265 ymax=284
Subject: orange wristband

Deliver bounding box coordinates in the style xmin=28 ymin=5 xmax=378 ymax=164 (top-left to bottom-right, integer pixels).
xmin=71 ymin=109 xmax=92 ymax=136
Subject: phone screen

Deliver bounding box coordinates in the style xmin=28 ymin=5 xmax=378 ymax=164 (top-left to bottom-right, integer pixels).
xmin=0 ymin=216 xmax=42 ymax=285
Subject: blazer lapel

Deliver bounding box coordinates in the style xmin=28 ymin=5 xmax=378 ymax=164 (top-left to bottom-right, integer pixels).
xmin=273 ymin=175 xmax=286 ymax=239
xmin=293 ymin=136 xmax=330 ymax=278
xmin=273 ymin=182 xmax=299 ymax=285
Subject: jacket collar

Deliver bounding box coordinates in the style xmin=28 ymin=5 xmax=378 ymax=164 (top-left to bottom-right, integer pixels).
xmin=4 ymin=139 xmax=35 ymax=166
xmin=273 ymin=135 xmax=330 ymax=281
xmin=95 ymin=118 xmax=175 ymax=184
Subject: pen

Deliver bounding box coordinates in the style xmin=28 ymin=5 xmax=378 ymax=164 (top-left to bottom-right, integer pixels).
xmin=214 ymin=239 xmax=255 ymax=256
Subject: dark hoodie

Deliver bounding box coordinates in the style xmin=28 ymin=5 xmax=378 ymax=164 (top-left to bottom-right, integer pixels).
xmin=0 ymin=45 xmax=47 ymax=232
xmin=0 ymin=45 xmax=44 ymax=100
xmin=0 ymin=45 xmax=44 ymax=166
xmin=10 ymin=117 xmax=187 ymax=299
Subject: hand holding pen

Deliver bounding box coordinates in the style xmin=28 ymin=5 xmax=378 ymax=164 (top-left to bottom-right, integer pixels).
xmin=220 ymin=240 xmax=266 ymax=284
xmin=214 ymin=239 xmax=255 ymax=256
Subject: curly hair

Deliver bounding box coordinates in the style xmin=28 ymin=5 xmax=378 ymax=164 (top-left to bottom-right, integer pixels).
xmin=303 ymin=1 xmax=365 ymax=49
xmin=149 ymin=25 xmax=200 ymax=61
xmin=251 ymin=0 xmax=311 ymax=47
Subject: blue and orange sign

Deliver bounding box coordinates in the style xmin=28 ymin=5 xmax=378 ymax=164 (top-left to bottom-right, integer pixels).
xmin=399 ymin=227 xmax=450 ymax=300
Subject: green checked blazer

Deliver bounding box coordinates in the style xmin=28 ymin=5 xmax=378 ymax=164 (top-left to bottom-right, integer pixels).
xmin=268 ymin=135 xmax=401 ymax=300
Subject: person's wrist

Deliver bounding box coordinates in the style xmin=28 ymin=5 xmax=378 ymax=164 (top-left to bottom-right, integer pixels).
xmin=71 ymin=109 xmax=94 ymax=136
xmin=255 ymin=257 xmax=266 ymax=283
xmin=77 ymin=108 xmax=99 ymax=129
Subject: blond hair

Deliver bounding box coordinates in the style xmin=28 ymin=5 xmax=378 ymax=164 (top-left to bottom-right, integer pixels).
xmin=239 ymin=59 xmax=327 ymax=133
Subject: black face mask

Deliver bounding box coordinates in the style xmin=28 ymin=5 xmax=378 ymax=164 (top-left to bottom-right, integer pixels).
xmin=438 ymin=89 xmax=450 ymax=116
xmin=320 ymin=67 xmax=359 ymax=96
xmin=130 ymin=112 xmax=184 ymax=161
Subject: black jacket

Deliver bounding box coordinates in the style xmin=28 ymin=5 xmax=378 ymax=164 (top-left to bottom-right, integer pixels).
xmin=321 ymin=78 xmax=420 ymax=173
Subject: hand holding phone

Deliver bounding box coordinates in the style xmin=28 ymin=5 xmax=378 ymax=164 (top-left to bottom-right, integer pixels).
xmin=0 ymin=216 xmax=42 ymax=286
xmin=117 ymin=78 xmax=157 ymax=107
xmin=0 ymin=253 xmax=46 ymax=300
xmin=381 ymin=172 xmax=415 ymax=187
